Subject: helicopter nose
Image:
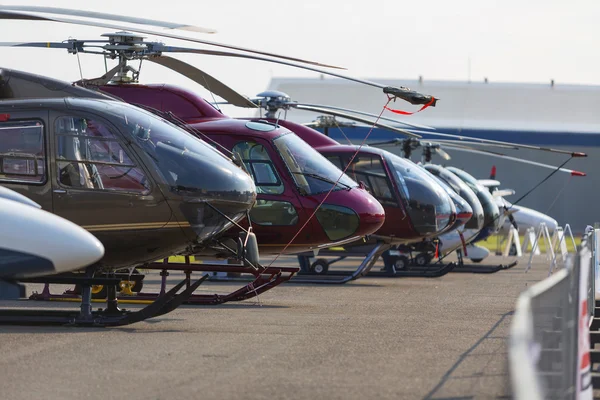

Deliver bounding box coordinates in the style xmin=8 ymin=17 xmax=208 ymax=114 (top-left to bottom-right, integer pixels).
xmin=0 ymin=198 xmax=105 ymax=279
xmin=450 ymin=196 xmax=473 ymax=231
xmin=315 ymin=188 xmax=385 ymax=242
xmin=437 ymin=199 xmax=458 ymax=235
xmin=177 ymin=157 xmax=257 ymax=243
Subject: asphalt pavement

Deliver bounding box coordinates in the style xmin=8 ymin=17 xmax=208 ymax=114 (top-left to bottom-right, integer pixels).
xmin=0 ymin=254 xmax=553 ymax=400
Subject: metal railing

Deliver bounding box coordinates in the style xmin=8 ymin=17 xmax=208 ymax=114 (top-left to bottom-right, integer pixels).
xmin=510 ymin=228 xmax=596 ymax=400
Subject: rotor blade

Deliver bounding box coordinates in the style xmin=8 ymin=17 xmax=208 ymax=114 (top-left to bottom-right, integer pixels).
xmin=435 ymin=147 xmax=451 ymax=160
xmin=437 ymin=142 xmax=512 ymax=156
xmin=0 ymin=5 xmax=217 ymax=33
xmin=437 ymin=146 xmax=586 ymax=176
xmin=0 ymin=41 xmax=76 ymax=49
xmin=289 ymin=102 xmax=435 ymax=130
xmin=156 ymin=46 xmax=436 ymax=105
xmin=147 ymin=55 xmax=257 ymax=108
xmin=426 ymin=138 xmax=518 ymax=150
xmin=292 ymin=105 xmax=422 ymax=138
xmin=366 ymin=139 xmax=404 ymax=147
xmin=0 ymin=10 xmax=344 ymax=70
xmin=409 ymin=129 xmax=587 ymax=157
xmin=493 ymin=189 xmax=516 ymax=197
xmin=367 ymin=138 xmax=510 ymax=156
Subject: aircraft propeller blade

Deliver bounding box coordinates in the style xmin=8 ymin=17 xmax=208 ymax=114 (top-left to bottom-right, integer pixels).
xmin=0 ymin=5 xmax=217 ymax=33
xmin=0 ymin=9 xmax=344 ymax=69
xmin=292 ymin=104 xmax=422 ymax=138
xmin=147 ymin=55 xmax=257 ymax=108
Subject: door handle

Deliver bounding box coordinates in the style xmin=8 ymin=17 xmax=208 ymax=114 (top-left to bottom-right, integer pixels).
xmin=53 ymin=189 xmax=67 ymax=194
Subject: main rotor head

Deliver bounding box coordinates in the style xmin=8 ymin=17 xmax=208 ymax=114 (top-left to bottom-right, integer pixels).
xmin=253 ymin=91 xmax=292 ymax=118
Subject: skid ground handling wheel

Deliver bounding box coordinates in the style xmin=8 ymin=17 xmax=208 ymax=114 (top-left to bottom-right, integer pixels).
xmin=402 ymin=249 xmax=519 ymax=274
xmin=71 ymin=269 xmax=145 ymax=299
xmin=310 ymin=259 xmax=329 ymax=275
xmin=293 ymin=243 xmax=456 ymax=280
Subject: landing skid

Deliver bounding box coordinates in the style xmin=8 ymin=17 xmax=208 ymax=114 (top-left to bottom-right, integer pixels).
xmin=31 ymin=258 xmax=298 ymax=305
xmin=291 ymin=243 xmax=390 ymax=283
xmin=371 ymin=261 xmax=456 ymax=278
xmin=210 ymin=243 xmax=391 ymax=284
xmin=1 ymin=270 xmax=205 ymax=327
xmin=448 ymin=250 xmax=519 ymax=273
xmin=295 ymin=243 xmax=455 ymax=280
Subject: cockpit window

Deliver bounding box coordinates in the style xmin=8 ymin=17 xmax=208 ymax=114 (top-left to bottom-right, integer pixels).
xmin=99 ymin=101 xmax=252 ymax=196
xmin=55 ymin=116 xmax=150 ymax=194
xmin=445 ymin=167 xmax=481 ymax=194
xmin=446 ymin=166 xmax=499 ymax=230
xmin=0 ymin=120 xmax=46 ymax=184
xmin=385 ymin=153 xmax=454 ymax=235
xmin=232 ymin=141 xmax=283 ymax=194
xmin=424 ymin=164 xmax=485 ymax=231
xmin=344 ymin=155 xmax=398 ymax=207
xmin=273 ymin=132 xmax=357 ymax=196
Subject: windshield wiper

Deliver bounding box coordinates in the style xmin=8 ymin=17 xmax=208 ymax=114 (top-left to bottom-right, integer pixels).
xmin=292 ymin=172 xmax=352 ymax=190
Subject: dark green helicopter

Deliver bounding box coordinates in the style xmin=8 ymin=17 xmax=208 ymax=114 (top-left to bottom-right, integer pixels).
xmin=0 ymin=67 xmax=258 ymax=326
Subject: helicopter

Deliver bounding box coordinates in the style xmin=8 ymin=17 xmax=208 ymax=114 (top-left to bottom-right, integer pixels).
xmin=0 ymin=185 xmax=104 ymax=300
xmin=0 ymin=6 xmax=451 ymax=283
xmin=0 ymin=67 xmax=264 ymax=324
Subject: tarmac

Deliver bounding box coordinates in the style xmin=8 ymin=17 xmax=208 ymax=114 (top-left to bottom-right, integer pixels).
xmin=0 ymin=254 xmax=554 ymax=400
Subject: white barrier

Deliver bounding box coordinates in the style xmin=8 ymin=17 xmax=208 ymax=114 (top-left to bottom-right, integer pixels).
xmin=550 ymin=225 xmax=577 ymax=274
xmin=525 ymin=223 xmax=554 ymax=273
xmin=510 ymin=227 xmax=596 ymax=400
xmin=501 ymin=226 xmax=522 ymax=257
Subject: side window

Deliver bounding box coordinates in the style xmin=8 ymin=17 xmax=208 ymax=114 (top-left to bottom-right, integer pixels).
xmin=0 ymin=120 xmax=46 ymax=184
xmin=250 ymin=200 xmax=298 ymax=226
xmin=346 ymin=155 xmax=399 ymax=207
xmin=232 ymin=141 xmax=284 ymax=194
xmin=55 ymin=116 xmax=150 ymax=194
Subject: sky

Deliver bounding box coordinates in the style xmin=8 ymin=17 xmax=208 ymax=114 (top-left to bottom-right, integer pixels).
xmin=1 ymin=0 xmax=599 ymax=116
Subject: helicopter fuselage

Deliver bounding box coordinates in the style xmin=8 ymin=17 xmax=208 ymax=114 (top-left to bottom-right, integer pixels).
xmin=0 ymin=96 xmax=257 ymax=269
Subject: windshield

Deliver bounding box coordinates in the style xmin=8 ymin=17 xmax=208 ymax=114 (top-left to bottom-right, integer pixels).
xmin=385 ymin=153 xmax=454 ymax=235
xmin=424 ymin=164 xmax=484 ymax=231
xmin=445 ymin=167 xmax=483 ymax=194
xmin=424 ymin=168 xmax=471 ymax=216
xmin=99 ymin=101 xmax=253 ymax=196
xmin=446 ymin=166 xmax=500 ymax=230
xmin=273 ymin=132 xmax=357 ymax=195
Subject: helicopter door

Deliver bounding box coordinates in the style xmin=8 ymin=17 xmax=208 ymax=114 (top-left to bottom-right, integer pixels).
xmin=49 ymin=114 xmax=174 ymax=266
xmin=230 ymin=139 xmax=306 ymax=245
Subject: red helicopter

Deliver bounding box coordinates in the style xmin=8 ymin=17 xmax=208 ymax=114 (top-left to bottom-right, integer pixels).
xmin=94 ymin=83 xmax=460 ymax=279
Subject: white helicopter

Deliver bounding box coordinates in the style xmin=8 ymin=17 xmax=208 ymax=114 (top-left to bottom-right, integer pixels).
xmin=0 ymin=186 xmax=104 ymax=298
